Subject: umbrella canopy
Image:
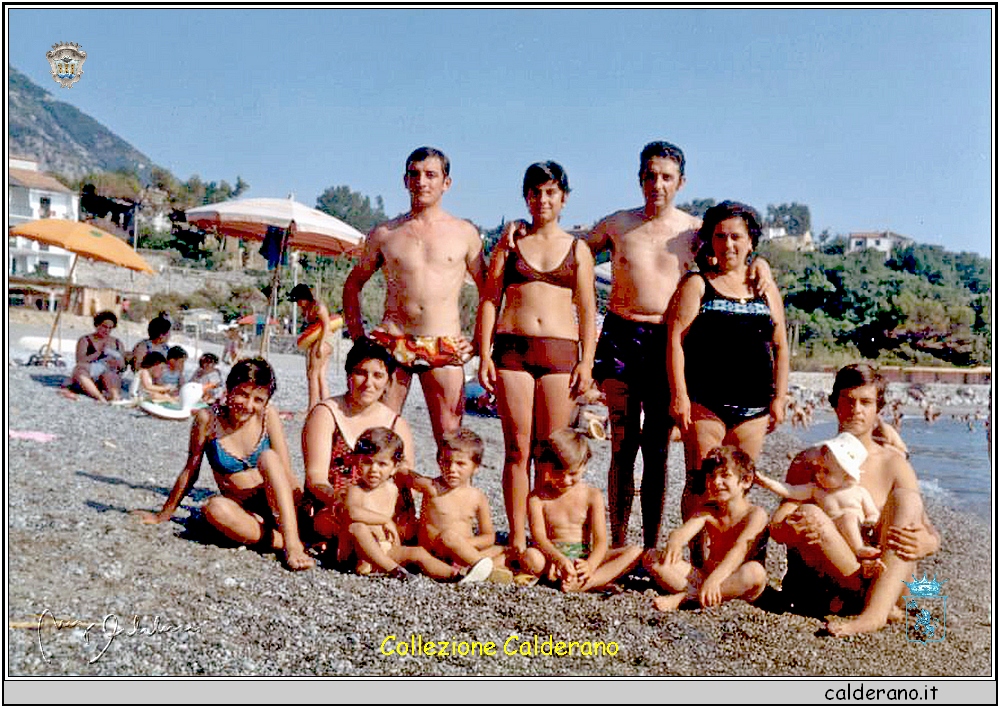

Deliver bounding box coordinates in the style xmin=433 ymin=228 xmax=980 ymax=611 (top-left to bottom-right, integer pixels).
xmin=10 ymin=219 xmax=155 ymax=273
xmin=185 ymin=197 xmax=366 ymax=256
xmin=9 ymin=219 xmax=155 ymax=365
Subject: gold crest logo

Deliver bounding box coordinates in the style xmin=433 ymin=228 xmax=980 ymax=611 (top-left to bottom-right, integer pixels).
xmin=46 ymin=42 xmax=87 ymax=88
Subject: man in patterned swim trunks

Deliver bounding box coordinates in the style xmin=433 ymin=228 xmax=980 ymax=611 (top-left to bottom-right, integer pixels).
xmin=344 ymin=147 xmax=484 ymax=448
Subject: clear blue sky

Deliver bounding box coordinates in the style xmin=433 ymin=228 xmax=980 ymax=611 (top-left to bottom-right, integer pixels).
xmin=7 ymin=7 xmax=994 ymax=256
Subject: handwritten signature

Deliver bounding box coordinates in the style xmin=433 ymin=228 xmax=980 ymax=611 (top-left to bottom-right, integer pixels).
xmin=25 ymin=609 xmax=199 ymax=663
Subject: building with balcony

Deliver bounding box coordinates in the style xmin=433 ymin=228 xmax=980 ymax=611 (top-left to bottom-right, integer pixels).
xmin=8 ymin=156 xmax=80 ymax=278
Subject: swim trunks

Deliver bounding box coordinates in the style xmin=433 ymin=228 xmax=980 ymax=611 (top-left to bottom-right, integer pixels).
xmin=682 ymin=274 xmax=775 ymax=424
xmin=492 ymin=334 xmax=578 ymax=378
xmin=369 ymin=328 xmax=472 ymax=372
xmin=592 ymin=311 xmax=668 ymax=387
xmin=555 ymin=541 xmax=590 ymax=560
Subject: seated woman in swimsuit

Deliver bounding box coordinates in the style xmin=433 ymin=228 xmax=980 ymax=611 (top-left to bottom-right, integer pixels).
xmin=303 ymin=338 xmax=416 ymax=557
xmin=134 ymin=358 xmax=315 ymax=571
xmin=666 ymin=201 xmax=789 ymax=519
xmin=71 ymin=310 xmax=127 ymax=403
xmin=476 ymin=161 xmax=597 ymax=564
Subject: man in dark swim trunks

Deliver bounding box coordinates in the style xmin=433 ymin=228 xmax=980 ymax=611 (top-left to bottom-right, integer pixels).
xmin=585 ymin=142 xmax=702 ymax=550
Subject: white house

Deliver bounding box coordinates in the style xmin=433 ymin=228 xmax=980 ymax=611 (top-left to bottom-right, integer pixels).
xmin=8 ymin=156 xmax=80 ymax=277
xmin=847 ymin=231 xmax=913 ymax=255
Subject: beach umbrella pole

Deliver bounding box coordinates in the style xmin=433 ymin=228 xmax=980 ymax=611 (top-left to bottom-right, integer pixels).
xmin=42 ymin=256 xmax=78 ymax=365
xmin=258 ymin=222 xmax=294 ymax=358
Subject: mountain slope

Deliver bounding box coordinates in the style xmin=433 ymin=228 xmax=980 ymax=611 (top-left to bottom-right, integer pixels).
xmin=8 ymin=65 xmax=157 ymax=181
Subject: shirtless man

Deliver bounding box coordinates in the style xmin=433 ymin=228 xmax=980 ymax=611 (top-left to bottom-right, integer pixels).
xmin=585 ymin=141 xmax=702 ymax=550
xmin=344 ymin=147 xmax=485 ymax=447
xmin=770 ymin=364 xmax=940 ymax=637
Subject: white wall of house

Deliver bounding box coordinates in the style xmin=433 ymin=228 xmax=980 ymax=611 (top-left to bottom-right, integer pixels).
xmin=7 ymin=185 xmax=80 ymax=278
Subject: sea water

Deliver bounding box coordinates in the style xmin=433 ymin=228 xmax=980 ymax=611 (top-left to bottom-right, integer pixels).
xmin=791 ymin=415 xmax=993 ymax=522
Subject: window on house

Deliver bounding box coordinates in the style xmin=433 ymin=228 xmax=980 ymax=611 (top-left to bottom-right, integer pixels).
xmin=39 ymin=243 xmax=49 ymax=251
xmin=855 ymin=240 xmax=864 ymax=247
xmin=40 ymin=197 xmax=52 ymax=218
xmin=875 ymin=239 xmax=881 ymax=246
xmin=36 ymin=261 xmax=49 ymax=276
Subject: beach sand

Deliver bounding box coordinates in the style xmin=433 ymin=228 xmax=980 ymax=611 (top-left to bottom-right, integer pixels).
xmin=5 ymin=316 xmax=993 ymax=676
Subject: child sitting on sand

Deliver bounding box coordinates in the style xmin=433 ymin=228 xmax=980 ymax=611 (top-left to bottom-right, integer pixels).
xmin=523 ymin=428 xmax=643 ymax=592
xmin=754 ymin=432 xmax=880 ymax=560
xmin=395 ymin=429 xmax=502 ymax=574
xmin=644 ymin=446 xmax=768 ymax=611
xmin=191 ymin=352 xmax=224 ymax=404
xmin=340 ymin=427 xmax=492 ymax=583
xmin=162 ymin=346 xmax=189 ymax=393
xmin=134 ymin=352 xmax=178 ymax=404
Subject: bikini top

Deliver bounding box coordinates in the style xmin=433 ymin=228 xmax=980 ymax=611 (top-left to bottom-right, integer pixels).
xmin=503 ymin=238 xmax=578 ymax=290
xmin=204 ymin=406 xmax=271 ymax=476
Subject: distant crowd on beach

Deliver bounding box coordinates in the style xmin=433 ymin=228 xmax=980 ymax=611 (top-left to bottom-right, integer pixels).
xmin=57 ymin=142 xmax=946 ymax=638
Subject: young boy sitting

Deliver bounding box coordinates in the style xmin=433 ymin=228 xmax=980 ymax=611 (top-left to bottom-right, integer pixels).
xmin=162 ymin=346 xmax=189 ymax=393
xmin=134 ymin=352 xmax=178 ymax=404
xmin=523 ymin=428 xmax=643 ymax=592
xmin=754 ymin=432 xmax=880 ymax=560
xmin=644 ymin=446 xmax=769 ymax=612
xmin=395 ymin=428 xmax=502 ymax=574
xmin=342 ymin=427 xmax=492 ymax=583
xmin=191 ymin=352 xmax=224 ymax=404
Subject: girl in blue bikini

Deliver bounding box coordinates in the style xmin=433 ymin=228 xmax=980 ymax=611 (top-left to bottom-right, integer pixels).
xmin=135 ymin=358 xmax=315 ymax=570
xmin=666 ymin=201 xmax=789 ymax=520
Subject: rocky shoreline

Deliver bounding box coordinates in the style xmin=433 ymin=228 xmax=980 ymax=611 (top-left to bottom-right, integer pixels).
xmin=5 ymin=320 xmax=993 ymax=676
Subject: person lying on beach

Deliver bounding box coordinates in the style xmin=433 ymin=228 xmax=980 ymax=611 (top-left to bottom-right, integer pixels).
xmin=134 ymin=358 xmax=314 ymax=571
xmin=305 ymin=338 xmax=416 ymax=555
xmin=522 ymin=429 xmax=642 ymax=592
xmin=134 ymin=352 xmax=178 ymax=404
xmin=191 ymin=352 xmax=224 ymax=404
xmin=70 ymin=310 xmax=127 ymax=403
xmin=395 ymin=428 xmax=502 ymax=573
xmin=770 ymin=363 xmax=939 ymax=636
xmin=288 ymin=283 xmax=334 ymax=413
xmin=644 ymin=446 xmax=768 ymax=612
xmin=162 ymin=346 xmax=189 ymax=393
xmin=339 ymin=427 xmax=492 ymax=583
xmin=755 ymin=432 xmax=880 ymax=560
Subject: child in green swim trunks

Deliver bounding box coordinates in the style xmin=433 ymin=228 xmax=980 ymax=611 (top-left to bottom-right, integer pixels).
xmin=523 ymin=429 xmax=643 ymax=592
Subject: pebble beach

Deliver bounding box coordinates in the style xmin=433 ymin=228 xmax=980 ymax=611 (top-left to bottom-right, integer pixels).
xmin=5 ymin=313 xmax=994 ymax=677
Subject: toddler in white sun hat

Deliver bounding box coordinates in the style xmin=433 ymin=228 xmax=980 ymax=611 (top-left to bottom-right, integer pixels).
xmin=755 ymin=432 xmax=880 ymax=560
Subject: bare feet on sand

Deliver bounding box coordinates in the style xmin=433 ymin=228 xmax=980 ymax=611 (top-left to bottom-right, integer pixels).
xmin=827 ymin=612 xmax=889 ymax=637
xmin=652 ymin=594 xmax=688 ymax=612
xmin=284 ymin=546 xmax=316 ymax=571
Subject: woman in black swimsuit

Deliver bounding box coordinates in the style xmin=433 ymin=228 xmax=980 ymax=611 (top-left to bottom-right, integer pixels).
xmin=477 ymin=161 xmax=597 ymax=562
xmin=71 ymin=310 xmax=126 ymax=403
xmin=666 ymin=201 xmax=789 ymax=519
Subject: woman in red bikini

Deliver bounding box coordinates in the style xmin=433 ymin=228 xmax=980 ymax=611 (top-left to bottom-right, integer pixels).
xmin=303 ymin=338 xmax=416 ymax=558
xmin=477 ymin=161 xmax=597 ymax=565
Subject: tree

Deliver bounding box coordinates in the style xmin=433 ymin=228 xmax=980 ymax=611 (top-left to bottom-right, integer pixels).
xmin=677 ymin=198 xmax=717 ymax=219
xmin=765 ymin=203 xmax=811 ymax=237
xmin=316 ymin=185 xmax=387 ymax=234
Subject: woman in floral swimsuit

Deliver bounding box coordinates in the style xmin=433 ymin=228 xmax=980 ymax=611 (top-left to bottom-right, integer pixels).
xmin=303 ymin=338 xmax=416 ymax=557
